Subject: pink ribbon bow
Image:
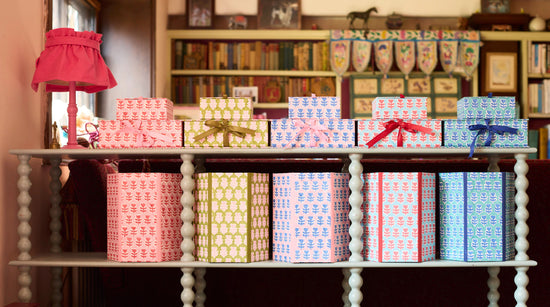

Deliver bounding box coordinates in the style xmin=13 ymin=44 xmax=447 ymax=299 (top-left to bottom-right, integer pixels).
xmin=285 ymin=119 xmax=332 ymax=148
xmin=116 ymin=120 xmax=173 ymax=148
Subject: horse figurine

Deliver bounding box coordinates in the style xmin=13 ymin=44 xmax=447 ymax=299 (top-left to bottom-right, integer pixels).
xmin=347 ymin=7 xmax=378 ymax=30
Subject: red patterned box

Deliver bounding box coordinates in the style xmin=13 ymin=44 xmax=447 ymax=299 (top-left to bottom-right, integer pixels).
xmin=98 ymin=120 xmax=183 ymax=148
xmin=107 ymin=173 xmax=183 ymax=262
xmin=362 ymin=172 xmax=436 ymax=262
xmin=116 ymin=97 xmax=174 ymax=120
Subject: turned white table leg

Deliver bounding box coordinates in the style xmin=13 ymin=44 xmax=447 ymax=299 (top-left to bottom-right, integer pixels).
xmin=180 ymin=154 xmax=196 ymax=307
xmin=194 ymin=268 xmax=206 ymax=307
xmin=485 ymin=155 xmax=502 ymax=307
xmin=487 ymin=267 xmax=500 ymax=307
xmin=342 ymin=268 xmax=351 ymax=307
xmin=488 ymin=155 xmax=500 ymax=172
xmin=16 ymin=154 xmax=32 ymax=302
xmin=347 ymin=153 xmax=364 ymax=307
xmin=49 ymin=157 xmax=63 ymax=307
xmin=514 ymin=153 xmax=530 ymax=307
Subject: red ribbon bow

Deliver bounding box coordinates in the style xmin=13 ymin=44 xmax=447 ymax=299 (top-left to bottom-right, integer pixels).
xmin=366 ymin=119 xmax=435 ymax=148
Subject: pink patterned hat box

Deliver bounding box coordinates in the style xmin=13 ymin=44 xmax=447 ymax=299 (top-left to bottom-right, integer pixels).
xmin=194 ymin=173 xmax=270 ymax=263
xmin=107 ymin=173 xmax=183 ymax=262
xmin=371 ymin=97 xmax=429 ymax=120
xmin=116 ymin=97 xmax=174 ymax=120
xmin=272 ymin=173 xmax=350 ymax=263
xmin=98 ymin=120 xmax=183 ymax=148
xmin=357 ymin=119 xmax=442 ymax=148
xmin=362 ymin=172 xmax=436 ymax=262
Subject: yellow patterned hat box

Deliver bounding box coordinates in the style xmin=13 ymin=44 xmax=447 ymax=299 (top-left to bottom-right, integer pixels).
xmin=194 ymin=172 xmax=270 ymax=262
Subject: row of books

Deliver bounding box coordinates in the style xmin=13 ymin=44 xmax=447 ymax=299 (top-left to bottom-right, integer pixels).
xmin=528 ymin=42 xmax=550 ymax=74
xmin=171 ymin=76 xmax=336 ymax=105
xmin=528 ymin=80 xmax=550 ymax=113
xmin=173 ymin=40 xmax=330 ymax=71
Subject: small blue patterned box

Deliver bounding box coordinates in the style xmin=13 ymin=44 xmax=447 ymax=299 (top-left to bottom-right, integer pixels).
xmin=443 ymin=119 xmax=528 ymax=149
xmin=457 ymin=96 xmax=516 ymax=119
xmin=439 ymin=172 xmax=515 ymax=261
xmin=271 ymin=118 xmax=355 ymax=148
xmin=288 ymin=96 xmax=341 ymax=119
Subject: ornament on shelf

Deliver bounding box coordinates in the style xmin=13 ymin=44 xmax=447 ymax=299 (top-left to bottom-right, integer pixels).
xmin=386 ymin=13 xmax=403 ymax=30
xmin=529 ymin=15 xmax=545 ymax=31
xmin=346 ymin=7 xmax=377 ymax=31
xmin=228 ymin=15 xmax=247 ymax=29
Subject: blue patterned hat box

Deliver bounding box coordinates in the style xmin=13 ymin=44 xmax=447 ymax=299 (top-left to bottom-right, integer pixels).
xmin=439 ymin=172 xmax=515 ymax=261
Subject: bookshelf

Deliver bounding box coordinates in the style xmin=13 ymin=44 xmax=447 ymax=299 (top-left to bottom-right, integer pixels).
xmin=167 ymin=30 xmax=341 ymax=111
xmin=480 ymin=31 xmax=550 ymax=119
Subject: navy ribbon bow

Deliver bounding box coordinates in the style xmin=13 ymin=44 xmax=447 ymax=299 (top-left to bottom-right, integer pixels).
xmin=468 ymin=119 xmax=518 ymax=158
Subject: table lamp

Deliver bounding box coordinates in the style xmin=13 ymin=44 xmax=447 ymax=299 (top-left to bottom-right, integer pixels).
xmin=31 ymin=28 xmax=117 ymax=149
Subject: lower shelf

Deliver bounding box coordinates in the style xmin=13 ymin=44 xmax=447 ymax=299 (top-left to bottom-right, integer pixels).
xmin=9 ymin=252 xmax=538 ymax=268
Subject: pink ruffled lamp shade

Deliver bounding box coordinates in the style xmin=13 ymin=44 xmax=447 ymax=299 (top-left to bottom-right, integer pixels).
xmin=32 ymin=28 xmax=117 ymax=148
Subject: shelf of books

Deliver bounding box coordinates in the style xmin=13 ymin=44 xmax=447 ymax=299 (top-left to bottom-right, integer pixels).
xmin=167 ymin=30 xmax=339 ymax=107
xmin=528 ymin=41 xmax=550 ymax=118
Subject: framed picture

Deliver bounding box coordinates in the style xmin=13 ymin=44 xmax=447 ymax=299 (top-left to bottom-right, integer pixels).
xmin=481 ymin=0 xmax=510 ymax=14
xmin=233 ymin=86 xmax=259 ymax=103
xmin=258 ymin=0 xmax=301 ymax=29
xmin=188 ymin=0 xmax=214 ymax=28
xmin=485 ymin=52 xmax=517 ymax=93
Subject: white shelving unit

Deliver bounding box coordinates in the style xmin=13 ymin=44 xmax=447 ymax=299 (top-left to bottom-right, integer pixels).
xmin=9 ymin=147 xmax=537 ymax=307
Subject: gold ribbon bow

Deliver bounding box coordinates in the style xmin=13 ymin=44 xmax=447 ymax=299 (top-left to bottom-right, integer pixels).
xmin=193 ymin=119 xmax=257 ymax=147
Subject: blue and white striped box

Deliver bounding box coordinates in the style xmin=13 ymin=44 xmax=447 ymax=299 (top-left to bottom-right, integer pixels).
xmin=270 ymin=118 xmax=355 ymax=148
xmin=457 ymin=96 xmax=516 ymax=119
xmin=439 ymin=172 xmax=515 ymax=261
xmin=288 ymin=96 xmax=341 ymax=119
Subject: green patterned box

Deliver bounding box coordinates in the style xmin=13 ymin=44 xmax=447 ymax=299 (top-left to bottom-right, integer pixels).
xmin=184 ymin=119 xmax=269 ymax=148
xmin=199 ymin=97 xmax=252 ymax=120
xmin=194 ymin=172 xmax=270 ymax=263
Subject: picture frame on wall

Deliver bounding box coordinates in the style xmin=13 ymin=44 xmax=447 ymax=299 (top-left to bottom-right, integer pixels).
xmin=481 ymin=0 xmax=510 ymax=14
xmin=188 ymin=0 xmax=214 ymax=28
xmin=258 ymin=0 xmax=301 ymax=29
xmin=485 ymin=52 xmax=517 ymax=93
xmin=233 ymin=86 xmax=259 ymax=103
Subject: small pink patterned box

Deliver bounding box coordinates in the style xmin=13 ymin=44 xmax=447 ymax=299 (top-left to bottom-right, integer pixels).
xmin=107 ymin=173 xmax=183 ymax=262
xmin=273 ymin=173 xmax=350 ymax=263
xmin=371 ymin=97 xmax=429 ymax=120
xmin=98 ymin=120 xmax=183 ymax=148
xmin=362 ymin=172 xmax=436 ymax=262
xmin=357 ymin=119 xmax=442 ymax=148
xmin=116 ymin=97 xmax=174 ymax=120
xmin=195 ymin=172 xmax=270 ymax=263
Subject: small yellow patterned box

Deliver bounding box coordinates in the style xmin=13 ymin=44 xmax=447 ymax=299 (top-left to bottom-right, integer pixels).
xmin=195 ymin=172 xmax=270 ymax=263
xmin=199 ymin=97 xmax=252 ymax=121
xmin=184 ymin=119 xmax=269 ymax=148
